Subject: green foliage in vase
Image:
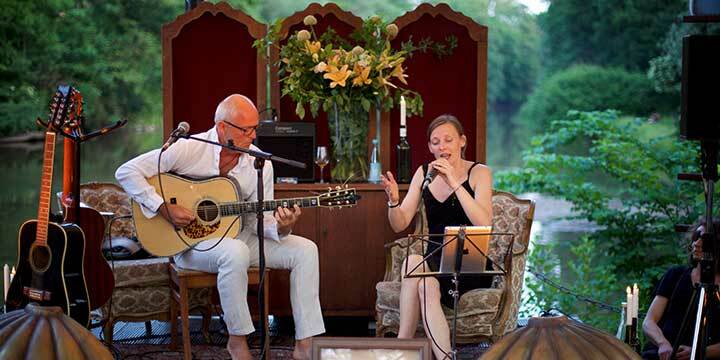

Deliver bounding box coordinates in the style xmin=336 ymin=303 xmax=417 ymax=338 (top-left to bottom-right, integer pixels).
xmin=497 ymin=110 xmax=708 ymax=331
xmin=257 ymin=14 xmax=451 ymax=119
xmin=256 ymin=14 xmax=455 ymax=181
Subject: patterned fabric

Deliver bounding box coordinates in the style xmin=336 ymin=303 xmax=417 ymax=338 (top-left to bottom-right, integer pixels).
xmin=375 ymin=190 xmax=534 ymax=343
xmin=80 ymin=182 xmax=134 ymax=239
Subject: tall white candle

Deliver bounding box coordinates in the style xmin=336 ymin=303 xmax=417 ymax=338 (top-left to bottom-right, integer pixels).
xmin=3 ymin=264 xmax=9 ymax=301
xmin=633 ymin=283 xmax=639 ymax=320
xmin=400 ymin=95 xmax=406 ymax=128
xmin=626 ymin=286 xmax=632 ymax=325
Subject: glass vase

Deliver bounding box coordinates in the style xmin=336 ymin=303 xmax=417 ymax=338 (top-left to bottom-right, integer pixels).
xmin=328 ymin=102 xmax=369 ymax=182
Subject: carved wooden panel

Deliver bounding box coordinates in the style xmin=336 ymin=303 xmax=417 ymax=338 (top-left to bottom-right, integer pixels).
xmin=390 ymin=3 xmax=488 ymax=169
xmin=162 ymin=1 xmax=266 ymax=138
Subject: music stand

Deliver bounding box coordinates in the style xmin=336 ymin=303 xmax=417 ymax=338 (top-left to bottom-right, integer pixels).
xmin=403 ymin=226 xmax=514 ymax=360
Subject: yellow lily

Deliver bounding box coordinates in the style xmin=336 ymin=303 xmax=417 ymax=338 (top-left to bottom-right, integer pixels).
xmin=352 ymin=64 xmax=372 ymax=87
xmin=324 ymin=64 xmax=352 ymax=88
xmin=376 ymin=75 xmax=397 ymax=89
xmin=390 ymin=63 xmax=408 ymax=85
xmin=305 ymin=40 xmax=321 ymax=55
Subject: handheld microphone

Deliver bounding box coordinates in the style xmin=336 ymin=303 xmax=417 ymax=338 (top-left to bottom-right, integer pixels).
xmin=421 ymin=167 xmax=438 ymax=190
xmin=161 ymin=122 xmax=190 ymax=151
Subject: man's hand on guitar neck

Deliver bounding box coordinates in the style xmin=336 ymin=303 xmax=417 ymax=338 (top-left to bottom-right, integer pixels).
xmin=275 ymin=204 xmax=301 ymax=236
xmin=158 ymin=203 xmax=195 ymax=228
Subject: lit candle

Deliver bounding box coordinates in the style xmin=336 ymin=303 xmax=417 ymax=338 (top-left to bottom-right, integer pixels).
xmin=626 ymin=286 xmax=632 ymax=325
xmin=633 ymin=283 xmax=639 ymax=320
xmin=3 ymin=264 xmax=9 ymax=301
xmin=400 ymin=95 xmax=406 ymax=128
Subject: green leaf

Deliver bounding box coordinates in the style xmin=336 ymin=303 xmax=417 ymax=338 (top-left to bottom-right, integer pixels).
xmin=295 ymin=102 xmax=305 ymax=119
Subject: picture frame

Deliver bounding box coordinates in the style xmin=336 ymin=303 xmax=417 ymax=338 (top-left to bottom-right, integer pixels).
xmin=311 ymin=337 xmax=431 ymax=360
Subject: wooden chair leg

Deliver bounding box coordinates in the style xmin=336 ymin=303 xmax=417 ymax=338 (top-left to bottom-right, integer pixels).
xmin=202 ymin=304 xmax=211 ymax=343
xmin=179 ymin=280 xmax=192 ymax=360
xmin=103 ymin=317 xmax=115 ymax=345
xmin=170 ymin=289 xmax=179 ymax=350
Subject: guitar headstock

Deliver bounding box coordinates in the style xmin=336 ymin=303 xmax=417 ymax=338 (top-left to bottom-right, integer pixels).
xmin=44 ymin=85 xmax=83 ymax=134
xmin=318 ymin=186 xmax=359 ymax=208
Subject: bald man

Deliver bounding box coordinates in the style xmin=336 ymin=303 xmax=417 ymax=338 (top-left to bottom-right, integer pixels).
xmin=116 ymin=94 xmax=324 ymax=359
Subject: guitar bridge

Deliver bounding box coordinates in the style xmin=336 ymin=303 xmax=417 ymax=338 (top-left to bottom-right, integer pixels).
xmin=24 ymin=286 xmax=52 ymax=301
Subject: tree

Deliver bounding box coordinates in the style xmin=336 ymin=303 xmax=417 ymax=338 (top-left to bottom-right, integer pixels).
xmin=497 ymin=110 xmax=706 ymax=329
xmin=512 ymin=65 xmax=673 ymax=151
xmin=0 ymin=0 xmax=183 ymax=135
xmin=540 ymin=0 xmax=686 ymax=73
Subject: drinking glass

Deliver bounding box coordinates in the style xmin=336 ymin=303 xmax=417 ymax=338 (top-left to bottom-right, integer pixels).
xmin=315 ymin=146 xmax=329 ymax=183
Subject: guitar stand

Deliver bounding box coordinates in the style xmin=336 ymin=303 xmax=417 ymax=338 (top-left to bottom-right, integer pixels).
xmin=38 ymin=115 xmax=127 ymax=220
xmin=402 ymin=228 xmax=514 ymax=360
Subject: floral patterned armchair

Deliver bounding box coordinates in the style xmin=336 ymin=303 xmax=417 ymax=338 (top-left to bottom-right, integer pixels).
xmin=375 ymin=190 xmax=535 ymax=343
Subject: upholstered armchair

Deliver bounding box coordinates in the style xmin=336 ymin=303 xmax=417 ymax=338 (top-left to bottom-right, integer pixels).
xmin=79 ymin=182 xmax=211 ymax=344
xmin=375 ymin=190 xmax=535 ymax=343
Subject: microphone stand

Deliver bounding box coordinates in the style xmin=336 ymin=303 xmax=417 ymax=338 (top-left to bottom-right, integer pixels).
xmin=176 ymin=133 xmax=305 ymax=360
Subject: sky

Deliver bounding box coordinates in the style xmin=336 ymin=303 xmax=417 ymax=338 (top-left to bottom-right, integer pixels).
xmin=517 ymin=0 xmax=549 ymax=14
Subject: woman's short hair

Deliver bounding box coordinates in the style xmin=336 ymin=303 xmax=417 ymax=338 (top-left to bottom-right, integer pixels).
xmin=426 ymin=114 xmax=466 ymax=157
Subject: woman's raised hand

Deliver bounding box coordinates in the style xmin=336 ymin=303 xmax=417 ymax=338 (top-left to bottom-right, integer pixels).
xmin=429 ymin=158 xmax=461 ymax=189
xmin=380 ymin=171 xmax=400 ymax=205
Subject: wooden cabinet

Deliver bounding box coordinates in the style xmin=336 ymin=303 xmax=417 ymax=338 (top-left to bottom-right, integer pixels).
xmin=270 ymin=183 xmax=411 ymax=317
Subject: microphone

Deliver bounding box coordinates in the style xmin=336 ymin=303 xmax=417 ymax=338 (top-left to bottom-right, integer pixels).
xmin=421 ymin=167 xmax=438 ymax=190
xmin=161 ymin=122 xmax=189 ymax=151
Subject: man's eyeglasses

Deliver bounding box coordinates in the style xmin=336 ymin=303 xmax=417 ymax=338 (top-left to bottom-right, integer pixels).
xmin=223 ymin=121 xmax=258 ymax=135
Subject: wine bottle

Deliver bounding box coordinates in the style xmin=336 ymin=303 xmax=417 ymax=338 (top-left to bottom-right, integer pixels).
xmin=397 ymin=126 xmax=411 ymax=183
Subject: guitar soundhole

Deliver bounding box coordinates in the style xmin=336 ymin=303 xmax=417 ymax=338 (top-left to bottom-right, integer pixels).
xmin=30 ymin=244 xmax=52 ymax=273
xmin=196 ymin=200 xmax=219 ymax=222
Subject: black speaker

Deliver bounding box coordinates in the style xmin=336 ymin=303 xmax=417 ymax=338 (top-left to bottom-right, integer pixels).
xmin=255 ymin=122 xmax=315 ymax=182
xmin=681 ymin=35 xmax=720 ymax=141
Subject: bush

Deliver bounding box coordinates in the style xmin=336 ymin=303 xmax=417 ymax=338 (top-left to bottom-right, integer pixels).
xmin=497 ymin=110 xmax=706 ymax=332
xmin=512 ymin=65 xmax=673 ymax=148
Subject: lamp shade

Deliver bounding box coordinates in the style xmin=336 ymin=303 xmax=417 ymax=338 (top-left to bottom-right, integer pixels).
xmin=481 ymin=316 xmax=641 ymax=360
xmin=0 ymin=304 xmax=112 ymax=360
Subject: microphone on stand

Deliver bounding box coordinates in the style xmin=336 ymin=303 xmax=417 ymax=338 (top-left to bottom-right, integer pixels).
xmin=421 ymin=167 xmax=438 ymax=191
xmin=161 ymin=122 xmax=190 ymax=151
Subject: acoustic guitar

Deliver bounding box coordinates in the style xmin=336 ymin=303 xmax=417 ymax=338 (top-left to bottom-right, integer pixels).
xmin=132 ymin=173 xmax=359 ymax=256
xmin=59 ymin=87 xmax=114 ymax=310
xmin=6 ymin=86 xmax=90 ymax=327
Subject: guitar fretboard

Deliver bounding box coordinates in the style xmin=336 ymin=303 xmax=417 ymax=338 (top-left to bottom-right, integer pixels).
xmin=36 ymin=132 xmax=56 ymax=246
xmin=219 ymin=197 xmax=320 ymax=217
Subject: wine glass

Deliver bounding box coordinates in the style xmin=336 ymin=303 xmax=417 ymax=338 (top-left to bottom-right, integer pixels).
xmin=315 ymin=146 xmax=329 ymax=183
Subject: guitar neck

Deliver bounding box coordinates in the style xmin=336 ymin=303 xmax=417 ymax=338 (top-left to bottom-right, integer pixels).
xmin=36 ymin=132 xmax=57 ymax=247
xmin=219 ymin=196 xmax=321 ymax=217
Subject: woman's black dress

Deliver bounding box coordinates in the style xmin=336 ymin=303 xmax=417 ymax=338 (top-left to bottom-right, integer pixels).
xmin=421 ymin=163 xmax=492 ymax=308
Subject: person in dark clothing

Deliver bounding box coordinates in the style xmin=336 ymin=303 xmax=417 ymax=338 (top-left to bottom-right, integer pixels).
xmin=642 ymin=219 xmax=720 ymax=360
xmin=380 ymin=114 xmax=493 ymax=360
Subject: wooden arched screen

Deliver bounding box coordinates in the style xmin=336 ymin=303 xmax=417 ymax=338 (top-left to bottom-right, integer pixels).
xmin=162 ymin=1 xmax=266 ymax=139
xmin=269 ymin=3 xmax=363 ymax=160
xmin=390 ymin=3 xmax=488 ymax=170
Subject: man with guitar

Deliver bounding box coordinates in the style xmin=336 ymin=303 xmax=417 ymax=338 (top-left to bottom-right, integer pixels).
xmin=115 ymin=94 xmax=324 ymax=360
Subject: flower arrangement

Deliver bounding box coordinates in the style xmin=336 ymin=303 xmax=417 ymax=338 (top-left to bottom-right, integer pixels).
xmin=257 ymin=14 xmax=456 ymax=181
